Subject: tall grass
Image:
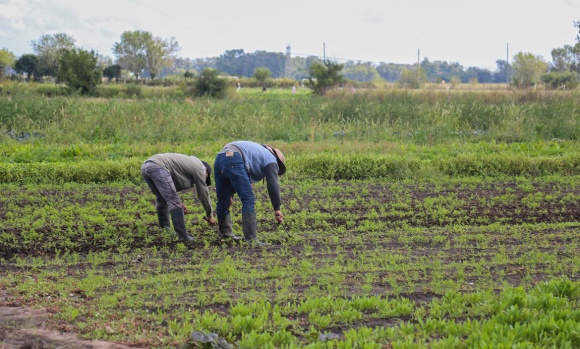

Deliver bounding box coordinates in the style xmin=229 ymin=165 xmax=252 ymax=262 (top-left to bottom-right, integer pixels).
xmin=1 ymin=88 xmax=579 ymax=145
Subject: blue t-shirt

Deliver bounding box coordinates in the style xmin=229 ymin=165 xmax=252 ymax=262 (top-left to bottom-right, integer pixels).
xmin=228 ymin=141 xmax=279 ymax=183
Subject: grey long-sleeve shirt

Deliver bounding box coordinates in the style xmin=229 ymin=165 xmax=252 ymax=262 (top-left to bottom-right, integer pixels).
xmin=147 ymin=153 xmax=214 ymax=218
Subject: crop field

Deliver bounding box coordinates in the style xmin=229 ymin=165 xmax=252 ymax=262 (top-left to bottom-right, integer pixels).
xmin=1 ymin=87 xmax=580 ymax=348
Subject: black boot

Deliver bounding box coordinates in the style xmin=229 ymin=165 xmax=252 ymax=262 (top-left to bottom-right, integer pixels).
xmin=156 ymin=207 xmax=171 ymax=230
xmin=170 ymin=208 xmax=194 ymax=242
xmin=218 ymin=213 xmax=241 ymax=240
xmin=242 ymin=212 xmax=269 ymax=247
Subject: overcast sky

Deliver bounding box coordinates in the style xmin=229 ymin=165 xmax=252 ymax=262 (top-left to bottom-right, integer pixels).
xmin=1 ymin=0 xmax=579 ymax=70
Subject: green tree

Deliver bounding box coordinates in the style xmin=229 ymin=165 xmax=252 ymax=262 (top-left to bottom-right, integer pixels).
xmin=14 ymin=54 xmax=38 ymax=81
xmin=31 ymin=33 xmax=76 ymax=78
xmin=146 ymin=36 xmax=180 ymax=80
xmin=57 ymin=48 xmax=102 ymax=94
xmin=0 ymin=48 xmax=16 ymax=79
xmin=550 ymin=44 xmax=580 ymax=72
xmin=103 ymin=64 xmax=122 ymax=82
xmin=494 ymin=59 xmax=511 ymax=83
xmin=253 ymin=66 xmax=271 ymax=82
xmin=541 ymin=71 xmax=579 ymax=89
xmin=192 ymin=68 xmax=227 ymax=98
xmin=398 ymin=67 xmax=427 ymax=88
xmin=342 ymin=62 xmax=380 ymax=82
xmin=307 ymin=60 xmax=344 ymax=95
xmin=376 ymin=63 xmax=404 ymax=82
xmin=511 ymin=52 xmax=547 ymax=88
xmin=113 ymin=30 xmax=152 ymax=79
xmin=216 ymin=49 xmax=246 ymax=76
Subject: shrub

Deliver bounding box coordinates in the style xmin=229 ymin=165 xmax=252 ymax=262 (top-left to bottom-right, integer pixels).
xmin=190 ymin=68 xmax=228 ymax=98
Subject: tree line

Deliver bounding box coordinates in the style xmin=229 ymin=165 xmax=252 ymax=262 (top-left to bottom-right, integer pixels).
xmin=1 ymin=22 xmax=580 ymax=94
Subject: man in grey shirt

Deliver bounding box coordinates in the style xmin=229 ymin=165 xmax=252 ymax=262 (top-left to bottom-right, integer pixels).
xmin=141 ymin=153 xmax=216 ymax=243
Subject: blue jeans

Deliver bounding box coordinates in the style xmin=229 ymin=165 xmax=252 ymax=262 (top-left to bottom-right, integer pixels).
xmin=141 ymin=161 xmax=181 ymax=212
xmin=214 ymin=152 xmax=255 ymax=219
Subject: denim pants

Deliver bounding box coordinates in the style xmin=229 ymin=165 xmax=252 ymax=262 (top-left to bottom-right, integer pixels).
xmin=214 ymin=152 xmax=255 ymax=219
xmin=141 ymin=161 xmax=181 ymax=212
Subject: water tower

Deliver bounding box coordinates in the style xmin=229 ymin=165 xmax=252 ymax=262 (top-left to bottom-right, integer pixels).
xmin=284 ymin=44 xmax=291 ymax=78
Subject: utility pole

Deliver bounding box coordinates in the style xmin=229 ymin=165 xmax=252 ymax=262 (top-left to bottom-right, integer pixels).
xmin=323 ymin=42 xmax=326 ymax=61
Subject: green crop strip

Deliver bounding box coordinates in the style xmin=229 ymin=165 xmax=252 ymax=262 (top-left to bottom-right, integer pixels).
xmin=1 ymin=177 xmax=580 ymax=347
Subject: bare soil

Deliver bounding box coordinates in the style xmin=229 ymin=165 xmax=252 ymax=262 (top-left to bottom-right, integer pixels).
xmin=0 ymin=292 xmax=142 ymax=349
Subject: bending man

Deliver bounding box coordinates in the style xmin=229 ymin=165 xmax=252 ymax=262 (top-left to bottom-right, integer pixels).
xmin=141 ymin=153 xmax=216 ymax=243
xmin=214 ymin=141 xmax=286 ymax=246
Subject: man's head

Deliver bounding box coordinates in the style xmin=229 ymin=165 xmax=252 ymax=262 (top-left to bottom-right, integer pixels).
xmin=263 ymin=144 xmax=286 ymax=176
xmin=201 ymin=161 xmax=212 ymax=186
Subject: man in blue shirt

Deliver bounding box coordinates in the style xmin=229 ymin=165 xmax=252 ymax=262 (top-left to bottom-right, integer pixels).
xmin=214 ymin=141 xmax=286 ymax=246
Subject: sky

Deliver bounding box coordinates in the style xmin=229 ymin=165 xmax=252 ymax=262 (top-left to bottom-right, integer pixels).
xmin=1 ymin=0 xmax=579 ymax=70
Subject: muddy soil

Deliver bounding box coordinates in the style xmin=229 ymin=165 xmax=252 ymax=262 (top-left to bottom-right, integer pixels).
xmin=0 ymin=292 xmax=142 ymax=349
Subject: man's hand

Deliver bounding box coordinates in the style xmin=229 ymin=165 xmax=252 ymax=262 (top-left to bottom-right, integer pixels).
xmin=274 ymin=210 xmax=284 ymax=224
xmin=228 ymin=196 xmax=233 ymax=208
xmin=206 ymin=216 xmax=216 ymax=226
xmin=180 ymin=203 xmax=189 ymax=214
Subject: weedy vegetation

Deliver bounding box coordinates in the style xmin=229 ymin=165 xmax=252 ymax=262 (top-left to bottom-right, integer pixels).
xmin=1 ymin=84 xmax=580 ymax=348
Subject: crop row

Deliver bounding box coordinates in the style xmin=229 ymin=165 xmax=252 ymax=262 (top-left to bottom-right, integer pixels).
xmin=2 ymin=151 xmax=580 ymax=185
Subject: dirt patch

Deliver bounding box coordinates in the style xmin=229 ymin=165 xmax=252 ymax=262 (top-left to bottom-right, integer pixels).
xmin=0 ymin=292 xmax=141 ymax=349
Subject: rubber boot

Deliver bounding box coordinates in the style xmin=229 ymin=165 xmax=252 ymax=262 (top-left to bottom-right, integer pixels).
xmin=218 ymin=213 xmax=241 ymax=240
xmin=170 ymin=208 xmax=195 ymax=242
xmin=156 ymin=207 xmax=171 ymax=230
xmin=242 ymin=212 xmax=269 ymax=247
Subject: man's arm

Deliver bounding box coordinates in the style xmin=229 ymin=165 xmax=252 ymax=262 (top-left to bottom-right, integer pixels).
xmin=264 ymin=163 xmax=283 ymax=223
xmin=193 ymin=171 xmax=215 ymax=224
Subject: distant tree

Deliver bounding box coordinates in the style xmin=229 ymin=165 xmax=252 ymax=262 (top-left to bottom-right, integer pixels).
xmin=146 ymin=36 xmax=180 ymax=80
xmin=570 ymin=44 xmax=580 ymax=74
xmin=542 ymin=71 xmax=579 ymax=89
xmin=465 ymin=67 xmax=493 ymax=83
xmin=376 ymin=63 xmax=404 ymax=82
xmin=0 ymin=48 xmax=16 ymax=79
xmin=174 ymin=57 xmax=193 ymax=70
xmin=493 ymin=59 xmax=511 ymax=83
xmin=215 ymin=49 xmax=285 ymax=78
xmin=398 ymin=67 xmax=427 ymax=88
xmin=113 ymin=31 xmax=179 ymax=80
xmin=192 ymin=68 xmax=227 ymax=98
xmin=14 ymin=54 xmax=38 ymax=81
xmin=216 ymin=49 xmax=246 ymax=76
xmin=511 ymin=52 xmax=547 ymax=88
xmin=96 ymin=54 xmax=113 ymax=68
xmin=420 ymin=59 xmax=465 ymax=83
xmin=103 ymin=64 xmax=122 ymax=82
xmin=31 ymin=33 xmax=76 ymax=78
xmin=57 ymin=48 xmax=102 ymax=94
xmin=253 ymin=66 xmax=271 ymax=82
xmin=184 ymin=70 xmax=195 ymax=79
xmin=307 ymin=60 xmax=344 ymax=95
xmin=113 ymin=30 xmax=152 ymax=80
xmin=192 ymin=57 xmax=217 ymax=73
xmin=287 ymin=55 xmax=319 ymax=80
xmin=551 ymin=44 xmax=580 ymax=73
xmin=342 ymin=61 xmax=381 ymax=82
xmin=249 ymin=51 xmax=285 ymax=77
